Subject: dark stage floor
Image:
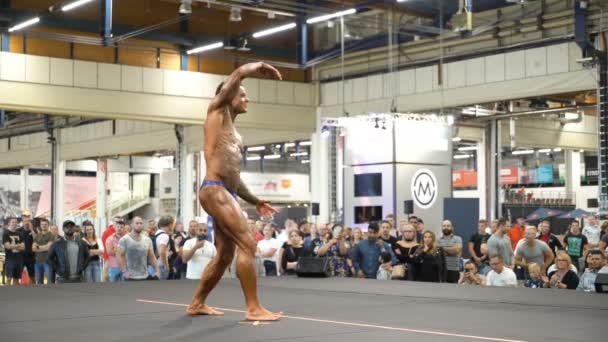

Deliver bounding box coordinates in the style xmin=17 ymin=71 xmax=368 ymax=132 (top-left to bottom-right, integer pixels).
xmin=0 ymin=277 xmax=606 ymax=342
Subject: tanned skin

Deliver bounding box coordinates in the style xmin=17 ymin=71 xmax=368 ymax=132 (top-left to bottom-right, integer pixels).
xmin=186 ymin=62 xmax=282 ymax=321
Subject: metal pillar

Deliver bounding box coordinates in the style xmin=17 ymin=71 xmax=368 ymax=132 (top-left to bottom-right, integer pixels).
xmin=96 ymin=159 xmax=108 ymax=229
xmin=180 ymin=15 xmax=189 ymax=71
xmin=101 ymin=0 xmax=113 ymax=45
xmin=20 ymin=167 xmax=28 ymax=213
xmin=175 ymin=124 xmax=184 ymax=223
xmin=598 ymin=55 xmax=608 ymax=214
xmin=488 ymin=119 xmax=501 ymax=220
xmin=296 ymin=15 xmax=307 ymax=66
xmin=565 ymin=150 xmax=582 ymax=209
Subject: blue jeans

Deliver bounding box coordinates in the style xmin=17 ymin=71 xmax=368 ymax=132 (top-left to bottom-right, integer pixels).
xmin=84 ymin=260 xmax=101 ymax=283
xmin=108 ymin=267 xmax=124 ymax=282
xmin=159 ymin=264 xmax=169 ymax=280
xmin=35 ymin=263 xmax=52 ymax=285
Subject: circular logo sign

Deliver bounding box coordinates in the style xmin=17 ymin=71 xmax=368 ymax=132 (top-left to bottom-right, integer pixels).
xmin=411 ymin=169 xmax=438 ymax=209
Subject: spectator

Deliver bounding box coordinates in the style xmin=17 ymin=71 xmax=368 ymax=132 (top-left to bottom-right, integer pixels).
xmin=73 ymin=225 xmax=82 ymax=240
xmin=600 ymin=227 xmax=608 ymax=253
xmin=379 ymin=220 xmax=399 ymax=251
xmin=248 ymin=218 xmax=264 ymax=243
xmin=507 ymin=216 xmax=526 ymax=251
xmin=124 ymin=224 xmax=132 ymax=234
xmin=412 ymin=231 xmax=446 ymax=282
xmin=583 ymin=215 xmax=601 ymax=250
xmin=459 ymin=261 xmax=486 ymax=285
xmin=316 ymin=223 xmax=350 ymax=277
xmin=385 ymin=214 xmax=397 ymax=237
xmin=577 ymin=249 xmax=606 ymax=292
xmin=280 ymin=230 xmax=307 ymax=276
xmin=50 ymin=224 xmax=60 ymax=240
xmin=154 ymin=215 xmax=177 ymax=280
xmin=101 ymin=216 xmax=121 ymax=282
xmin=18 ymin=216 xmax=36 ymax=284
xmin=417 ymin=219 xmax=425 ymax=234
xmin=546 ymin=251 xmax=579 ymax=290
xmin=147 ymin=219 xmax=157 ymax=237
xmin=524 ymin=263 xmax=544 ymax=288
xmin=469 ymin=219 xmax=491 ymax=275
xmin=393 ymin=224 xmax=419 ymax=280
xmin=275 ymin=220 xmax=290 ymax=248
xmin=351 ymin=222 xmax=397 ymax=279
xmin=537 ymin=220 xmax=563 ymax=256
xmin=563 ymin=220 xmax=588 ymax=270
xmin=47 ymin=220 xmax=90 ymax=283
xmin=82 ymin=220 xmax=104 ymax=283
xmin=438 ymin=220 xmax=463 ymax=284
xmin=376 ymin=252 xmax=393 ymax=280
xmin=105 ymin=219 xmax=126 ymax=282
xmin=182 ymin=224 xmax=217 ymax=280
xmin=32 ymin=218 xmax=55 ymax=284
xmin=174 ymin=220 xmax=199 ymax=280
xmin=514 ymin=226 xmax=554 ymax=276
xmin=486 ymin=255 xmax=517 ymax=287
xmin=351 ymin=227 xmax=363 ymax=246
xmin=118 ymin=216 xmax=160 ymax=281
xmin=298 ymin=221 xmax=311 ymax=239
xmin=2 ymin=217 xmax=25 ymax=286
xmin=487 ymin=218 xmax=514 ymax=268
xmin=257 ymin=223 xmax=280 ymax=276
xmin=600 ymin=221 xmax=608 ymax=239
xmin=175 ymin=222 xmax=187 ymax=240
xmin=408 ymin=216 xmax=422 ymax=243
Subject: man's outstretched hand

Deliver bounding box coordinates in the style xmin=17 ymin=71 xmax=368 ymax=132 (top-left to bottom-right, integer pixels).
xmin=256 ymin=200 xmax=278 ymax=219
xmin=242 ymin=62 xmax=282 ymax=81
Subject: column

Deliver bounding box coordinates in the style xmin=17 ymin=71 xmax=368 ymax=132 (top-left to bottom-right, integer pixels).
xmin=180 ymin=151 xmax=195 ymax=223
xmin=20 ymin=167 xmax=29 ymax=213
xmin=565 ymin=150 xmax=582 ymax=208
xmin=53 ymin=160 xmax=65 ymax=225
xmin=476 ymin=137 xmax=487 ymax=221
xmin=488 ymin=119 xmax=501 ymax=220
xmin=96 ymin=159 xmax=108 ymax=231
xmin=310 ymin=108 xmax=330 ymax=224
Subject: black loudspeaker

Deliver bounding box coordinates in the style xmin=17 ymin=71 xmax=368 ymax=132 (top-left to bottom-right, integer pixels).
xmin=296 ymin=257 xmax=331 ymax=277
xmin=595 ymin=273 xmax=608 ymax=293
xmin=311 ymin=202 xmax=320 ymax=216
xmin=404 ymin=200 xmax=414 ymax=215
xmin=588 ymin=198 xmax=599 ymax=209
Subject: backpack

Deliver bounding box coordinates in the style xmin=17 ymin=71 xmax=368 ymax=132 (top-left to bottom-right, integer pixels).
xmin=152 ymin=231 xmax=176 ymax=259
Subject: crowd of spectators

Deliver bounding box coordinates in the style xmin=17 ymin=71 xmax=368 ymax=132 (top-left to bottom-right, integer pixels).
xmin=2 ymin=212 xmax=608 ymax=293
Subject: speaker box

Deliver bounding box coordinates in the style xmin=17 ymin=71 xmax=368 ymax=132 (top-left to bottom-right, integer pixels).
xmin=404 ymin=200 xmax=414 ymax=215
xmin=296 ymin=257 xmax=331 ymax=277
xmin=311 ymin=202 xmax=320 ymax=216
xmin=595 ymin=273 xmax=608 ymax=293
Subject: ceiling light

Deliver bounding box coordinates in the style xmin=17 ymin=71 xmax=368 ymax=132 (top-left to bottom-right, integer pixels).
xmin=62 ymin=0 xmax=94 ymax=12
xmin=186 ymin=41 xmax=223 ymax=54
xmin=247 ymin=146 xmax=266 ymax=152
xmin=447 ymin=115 xmax=455 ymax=126
xmin=253 ymin=22 xmax=297 ymax=38
xmin=178 ymin=0 xmax=192 ymax=14
xmin=247 ymin=156 xmax=261 ymax=161
xmin=290 ymin=152 xmax=308 ymax=157
xmin=307 ymin=8 xmax=356 ymax=24
xmin=538 ymin=149 xmax=552 ymax=153
xmin=268 ymin=11 xmax=276 ymax=19
xmin=301 ymin=160 xmax=310 ymax=164
xmin=300 ymin=141 xmax=312 ymax=146
xmin=453 ymin=154 xmax=471 ymax=159
xmin=8 ymin=17 xmax=40 ymax=32
xmin=458 ymin=146 xmax=477 ymax=151
xmin=275 ymin=144 xmax=281 ymax=148
xmin=512 ymin=149 xmax=535 ymax=155
xmin=284 ymin=142 xmax=296 ymax=148
xmin=230 ymin=7 xmax=242 ymax=22
xmin=452 ymin=137 xmax=462 ymax=142
xmin=264 ymin=154 xmax=281 ymax=160
xmin=553 ymin=148 xmax=562 ymax=152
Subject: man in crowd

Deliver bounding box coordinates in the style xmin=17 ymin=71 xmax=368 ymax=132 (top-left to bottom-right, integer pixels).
xmin=577 ymin=249 xmax=606 ymax=292
xmin=459 ymin=261 xmax=486 ymax=285
xmin=469 ymin=219 xmax=491 ymax=275
xmin=563 ymin=220 xmax=588 ymax=270
xmin=600 ymin=230 xmax=608 ymax=253
xmin=2 ymin=217 xmax=25 ymax=286
xmin=486 ymin=255 xmax=517 ymax=287
xmin=147 ymin=219 xmax=157 ymax=237
xmin=182 ymin=224 xmax=217 ymax=280
xmin=154 ymin=215 xmax=176 ymax=280
xmin=105 ymin=219 xmax=126 ymax=282
xmin=32 ymin=218 xmax=55 ymax=284
xmin=507 ymin=216 xmax=526 ymax=251
xmin=248 ymin=218 xmax=264 ymax=242
xmin=118 ymin=216 xmax=160 ymax=281
xmin=175 ymin=220 xmax=200 ymax=279
xmin=514 ymin=226 xmax=554 ymax=276
xmin=18 ymin=215 xmax=36 ymax=284
xmin=101 ymin=216 xmax=122 ymax=281
xmin=47 ymin=220 xmax=90 ymax=283
xmin=298 ymin=221 xmax=311 ymax=239
xmin=350 ymin=222 xmax=397 ymax=279
xmin=487 ymin=218 xmax=514 ymax=268
xmin=408 ymin=216 xmax=421 ymax=243
xmin=583 ymin=215 xmax=601 ymax=250
xmin=537 ymin=220 xmax=563 ymax=256
xmin=438 ymin=220 xmax=463 ymax=283
xmin=379 ymin=220 xmax=399 ymax=251
xmin=175 ymin=222 xmax=187 ymax=240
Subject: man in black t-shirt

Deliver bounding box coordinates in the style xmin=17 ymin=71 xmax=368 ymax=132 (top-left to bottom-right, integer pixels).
xmin=379 ymin=220 xmax=398 ymax=251
xmin=563 ymin=221 xmax=588 ymax=270
xmin=2 ymin=217 xmax=25 ymax=286
xmin=469 ymin=219 xmax=491 ymax=275
xmin=18 ymin=215 xmax=36 ymax=284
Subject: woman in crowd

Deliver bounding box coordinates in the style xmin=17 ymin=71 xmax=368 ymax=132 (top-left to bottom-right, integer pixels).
xmin=257 ymin=223 xmax=280 ymax=276
xmin=280 ymin=230 xmax=307 ymax=275
xmin=350 ymin=228 xmax=364 ymax=246
xmin=82 ymin=220 xmax=104 ymax=283
xmin=413 ymin=231 xmax=446 ymax=283
xmin=393 ymin=224 xmax=419 ymax=280
xmin=544 ymin=251 xmax=579 ymax=289
xmin=316 ymin=224 xmax=350 ymax=277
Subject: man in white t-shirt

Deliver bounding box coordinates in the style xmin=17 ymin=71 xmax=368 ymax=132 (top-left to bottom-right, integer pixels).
xmin=486 ymin=254 xmax=517 ymax=287
xmin=583 ymin=215 xmax=601 ymax=249
xmin=257 ymin=224 xmax=280 ymax=276
xmin=182 ymin=225 xmax=217 ymax=280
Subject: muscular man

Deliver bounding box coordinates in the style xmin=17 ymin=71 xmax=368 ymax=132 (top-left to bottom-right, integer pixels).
xmin=186 ymin=62 xmax=282 ymax=321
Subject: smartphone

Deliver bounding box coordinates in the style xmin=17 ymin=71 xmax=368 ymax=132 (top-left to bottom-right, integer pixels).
xmin=197 ymin=235 xmax=206 ymax=241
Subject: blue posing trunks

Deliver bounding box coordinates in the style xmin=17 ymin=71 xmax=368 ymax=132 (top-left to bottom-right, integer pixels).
xmin=199 ymin=180 xmax=238 ymax=230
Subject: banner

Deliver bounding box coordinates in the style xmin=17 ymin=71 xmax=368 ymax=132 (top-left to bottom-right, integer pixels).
xmin=536 ymin=164 xmax=554 ymax=184
xmin=452 ymin=170 xmax=478 ymax=188
xmin=240 ymin=173 xmax=310 ymax=202
xmin=584 ymin=156 xmax=598 ymax=182
xmin=500 ymin=167 xmax=519 ymax=185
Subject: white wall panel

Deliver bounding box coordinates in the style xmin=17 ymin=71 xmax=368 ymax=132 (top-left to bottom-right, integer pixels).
xmin=415 ymin=66 xmax=434 ymax=93
xmin=485 ymin=54 xmax=505 ymax=83
xmin=98 ymin=63 xmax=121 ymax=90
xmin=322 ymin=82 xmax=338 ymax=106
xmin=343 ymin=80 xmax=353 ymax=104
xmin=547 ymin=43 xmax=569 ymax=74
xmin=466 ymin=57 xmax=485 ymax=86
xmin=353 ymin=77 xmax=367 ymax=102
xmin=121 ymin=65 xmax=143 ymax=92
xmin=505 ymin=50 xmax=525 ymax=80
xmin=525 ymin=47 xmax=547 ymax=77
xmin=398 ymin=69 xmax=416 ymax=94
xmin=277 ymin=81 xmax=295 ymax=105
xmin=1 ymin=52 xmax=25 ymax=81
xmin=0 ymin=138 xmax=7 ymax=153
xmin=182 ymin=71 xmax=204 ymax=98
xmin=368 ymin=74 xmax=383 ymax=100
xmin=142 ymin=68 xmax=163 ymax=94
xmin=447 ymin=61 xmax=465 ymax=88
xmin=383 ymin=72 xmax=399 ymax=98
xmin=241 ymin=78 xmax=259 ymax=102
xmin=568 ymin=42 xmax=583 ymax=72
xmin=50 ymin=58 xmax=74 ymax=86
xmin=294 ymin=83 xmax=313 ymax=106
xmin=259 ymin=79 xmax=278 ymax=103
xmin=25 ymin=55 xmax=50 ymax=84
xmin=74 ymin=60 xmax=98 ymax=88
xmin=163 ymin=70 xmax=184 ymax=96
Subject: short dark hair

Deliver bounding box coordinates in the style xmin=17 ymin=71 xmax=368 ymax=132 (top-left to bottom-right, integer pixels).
xmin=158 ymin=215 xmax=175 ymax=229
xmin=7 ymin=216 xmax=18 ymax=223
xmin=379 ymin=251 xmax=392 ymax=263
xmin=39 ymin=218 xmax=49 ymax=224
xmin=63 ymin=220 xmax=76 ymax=230
xmin=82 ymin=220 xmax=94 ymax=228
xmin=408 ymin=216 xmax=418 ymax=221
xmin=417 ymin=218 xmax=424 ymax=224
xmin=367 ymin=222 xmax=380 ymax=232
xmin=497 ymin=218 xmax=509 ymax=227
xmin=215 ymin=81 xmax=224 ymax=95
xmin=380 ymin=220 xmax=391 ymax=227
xmin=489 ymin=254 xmax=503 ymax=262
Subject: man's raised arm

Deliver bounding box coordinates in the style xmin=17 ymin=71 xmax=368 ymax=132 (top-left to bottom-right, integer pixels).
xmin=237 ymin=178 xmax=260 ymax=206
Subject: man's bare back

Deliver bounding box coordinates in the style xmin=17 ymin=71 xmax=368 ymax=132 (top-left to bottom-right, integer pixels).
xmin=187 ymin=62 xmax=283 ymax=321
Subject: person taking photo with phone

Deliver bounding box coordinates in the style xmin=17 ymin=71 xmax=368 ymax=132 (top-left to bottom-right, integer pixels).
xmin=182 ymin=225 xmax=217 ymax=280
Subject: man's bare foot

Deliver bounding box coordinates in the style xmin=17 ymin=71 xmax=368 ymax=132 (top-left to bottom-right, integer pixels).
xmin=186 ymin=303 xmax=225 ymax=316
xmin=245 ymin=307 xmax=283 ymax=321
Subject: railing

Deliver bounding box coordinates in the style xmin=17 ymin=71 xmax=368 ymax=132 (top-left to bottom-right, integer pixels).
xmin=503 ymin=189 xmax=575 ymax=206
xmin=108 ymin=193 xmax=149 ymax=217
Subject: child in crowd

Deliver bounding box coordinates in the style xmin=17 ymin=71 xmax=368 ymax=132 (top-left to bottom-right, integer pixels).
xmin=377 ymin=252 xmax=393 ymax=280
xmin=524 ymin=263 xmax=544 ymax=289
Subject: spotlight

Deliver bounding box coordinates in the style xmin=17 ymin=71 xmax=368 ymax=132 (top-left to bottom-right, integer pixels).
xmin=321 ymin=126 xmax=330 ymax=137
xmin=381 ymin=118 xmax=386 ymax=130
xmin=179 ymin=0 xmax=192 ymax=14
xmin=236 ymin=38 xmax=251 ymax=52
xmin=230 ymin=7 xmax=242 ymax=22
xmin=374 ymin=118 xmax=379 ymax=129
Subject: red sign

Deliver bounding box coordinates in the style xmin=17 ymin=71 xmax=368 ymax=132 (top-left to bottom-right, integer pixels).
xmin=501 ymin=167 xmax=519 ymax=184
xmin=452 ymin=170 xmax=478 ymax=188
